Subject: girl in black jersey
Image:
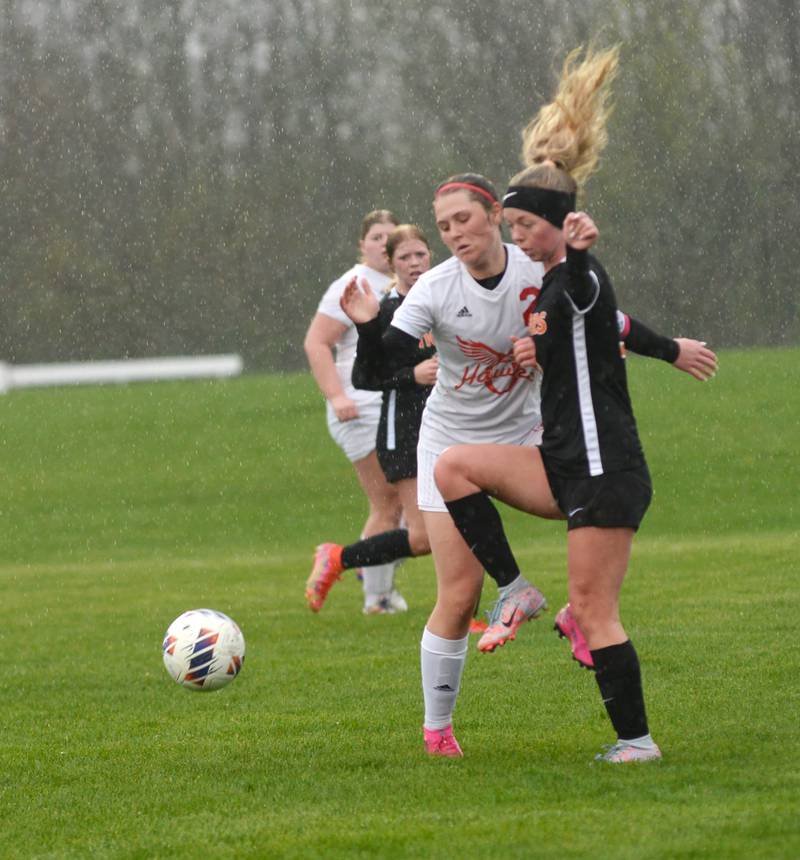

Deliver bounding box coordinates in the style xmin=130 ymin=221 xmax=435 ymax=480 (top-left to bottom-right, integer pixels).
xmin=352 ymin=226 xmax=438 ymax=491
xmin=434 ymin=46 xmax=717 ymax=763
xmin=305 ymin=225 xmax=439 ymax=613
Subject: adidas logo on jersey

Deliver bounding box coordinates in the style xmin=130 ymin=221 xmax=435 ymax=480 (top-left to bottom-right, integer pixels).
xmin=456 ymin=306 xmax=472 ymax=318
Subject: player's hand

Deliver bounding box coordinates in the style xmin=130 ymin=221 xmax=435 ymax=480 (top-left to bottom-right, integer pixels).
xmin=330 ymin=393 xmax=359 ymax=422
xmin=413 ymin=355 xmax=438 ymax=386
xmin=673 ymin=338 xmax=718 ymax=381
xmin=563 ymin=212 xmax=599 ymax=250
xmin=511 ymin=335 xmax=537 ymax=368
xmin=340 ymin=276 xmax=380 ymax=324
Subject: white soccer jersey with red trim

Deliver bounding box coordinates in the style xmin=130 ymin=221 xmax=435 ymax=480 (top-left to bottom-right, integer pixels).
xmin=317 ymin=263 xmax=392 ymax=402
xmin=391 ymin=244 xmax=544 ymax=448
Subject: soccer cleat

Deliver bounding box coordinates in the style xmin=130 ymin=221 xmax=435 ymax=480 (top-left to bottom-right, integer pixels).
xmin=423 ymin=724 xmax=463 ymax=758
xmin=305 ymin=543 xmax=344 ymax=612
xmin=388 ymin=589 xmax=408 ymax=613
xmin=594 ymin=740 xmax=662 ymax=764
xmin=469 ymin=617 xmax=489 ymax=635
xmin=363 ymin=594 xmax=392 ymax=615
xmin=363 ymin=599 xmax=390 ymax=615
xmin=553 ymin=603 xmax=594 ymax=669
xmin=363 ymin=590 xmax=408 ymax=615
xmin=477 ymin=582 xmax=548 ymax=653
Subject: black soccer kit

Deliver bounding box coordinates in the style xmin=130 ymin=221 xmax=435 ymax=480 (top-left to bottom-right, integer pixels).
xmin=532 ymin=248 xmax=652 ymax=530
xmin=352 ymin=289 xmax=436 ymax=482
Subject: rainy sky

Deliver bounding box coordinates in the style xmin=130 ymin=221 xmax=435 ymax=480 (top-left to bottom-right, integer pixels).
xmin=1 ymin=0 xmax=797 ymax=369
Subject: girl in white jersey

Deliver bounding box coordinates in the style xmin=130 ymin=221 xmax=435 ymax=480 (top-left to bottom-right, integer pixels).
xmin=303 ymin=210 xmax=405 ymax=614
xmin=383 ymin=174 xmax=553 ymax=756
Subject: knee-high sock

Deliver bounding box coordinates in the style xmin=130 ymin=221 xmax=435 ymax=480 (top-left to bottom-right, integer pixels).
xmin=591 ymin=640 xmax=650 ymax=741
xmin=421 ymin=627 xmax=469 ymax=730
xmin=444 ymin=492 xmax=520 ymax=588
xmin=342 ymin=529 xmax=413 ymax=569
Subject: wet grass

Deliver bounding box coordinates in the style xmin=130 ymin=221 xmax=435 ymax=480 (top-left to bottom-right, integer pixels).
xmin=0 ymin=346 xmax=797 ymax=858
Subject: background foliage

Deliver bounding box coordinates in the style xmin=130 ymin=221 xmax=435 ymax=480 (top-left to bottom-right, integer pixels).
xmin=1 ymin=0 xmax=798 ymax=369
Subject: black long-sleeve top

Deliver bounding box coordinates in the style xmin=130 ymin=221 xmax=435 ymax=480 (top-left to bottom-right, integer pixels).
xmin=351 ymin=289 xmax=436 ymax=453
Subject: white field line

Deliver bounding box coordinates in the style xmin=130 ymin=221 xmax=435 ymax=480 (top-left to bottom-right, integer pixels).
xmin=0 ymin=531 xmax=796 ymax=579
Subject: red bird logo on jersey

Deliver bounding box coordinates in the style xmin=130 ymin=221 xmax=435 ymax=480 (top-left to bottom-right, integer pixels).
xmin=454 ymin=337 xmax=532 ymax=395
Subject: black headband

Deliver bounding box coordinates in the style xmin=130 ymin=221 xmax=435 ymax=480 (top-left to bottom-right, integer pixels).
xmin=501 ymin=185 xmax=576 ymax=228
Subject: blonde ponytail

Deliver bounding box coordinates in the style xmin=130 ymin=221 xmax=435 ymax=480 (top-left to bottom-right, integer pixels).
xmin=521 ymin=45 xmax=619 ymax=188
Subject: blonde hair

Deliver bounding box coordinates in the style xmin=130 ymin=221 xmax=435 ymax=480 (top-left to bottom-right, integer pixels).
xmin=360 ymin=209 xmax=398 ymax=240
xmin=520 ymin=45 xmax=619 ymax=188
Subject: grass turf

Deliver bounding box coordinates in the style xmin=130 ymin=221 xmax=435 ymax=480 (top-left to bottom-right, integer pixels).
xmin=0 ymin=346 xmax=797 ymax=858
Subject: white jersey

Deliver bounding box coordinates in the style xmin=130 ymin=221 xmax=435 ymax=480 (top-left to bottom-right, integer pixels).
xmin=316 ymin=263 xmax=392 ymax=405
xmin=391 ymin=244 xmax=544 ymax=449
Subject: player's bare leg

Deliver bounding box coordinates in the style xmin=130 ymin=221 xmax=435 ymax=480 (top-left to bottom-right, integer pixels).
xmin=568 ymin=527 xmax=661 ymax=763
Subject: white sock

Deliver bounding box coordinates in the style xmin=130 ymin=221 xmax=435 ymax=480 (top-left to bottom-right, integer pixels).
xmin=624 ymin=733 xmax=657 ymax=749
xmin=362 ymin=562 xmax=395 ymax=602
xmin=420 ymin=627 xmax=468 ymax=730
xmin=497 ymin=573 xmax=530 ymax=599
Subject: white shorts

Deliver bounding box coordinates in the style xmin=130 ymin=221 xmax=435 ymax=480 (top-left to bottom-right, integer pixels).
xmin=326 ymin=400 xmax=382 ymax=463
xmin=416 ymin=425 xmax=543 ymax=513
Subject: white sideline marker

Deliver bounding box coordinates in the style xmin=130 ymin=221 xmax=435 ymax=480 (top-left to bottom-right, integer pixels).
xmin=0 ymin=354 xmax=243 ymax=394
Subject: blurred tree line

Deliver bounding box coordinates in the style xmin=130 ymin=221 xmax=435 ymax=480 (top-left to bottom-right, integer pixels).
xmin=0 ymin=0 xmax=797 ymax=369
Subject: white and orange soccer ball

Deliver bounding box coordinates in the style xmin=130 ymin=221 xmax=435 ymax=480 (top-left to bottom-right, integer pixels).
xmin=162 ymin=609 xmax=245 ymax=691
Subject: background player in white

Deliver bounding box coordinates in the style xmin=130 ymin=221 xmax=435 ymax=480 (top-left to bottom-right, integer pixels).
xmin=303 ymin=209 xmax=405 ymax=614
xmin=305 ymin=225 xmax=437 ymax=613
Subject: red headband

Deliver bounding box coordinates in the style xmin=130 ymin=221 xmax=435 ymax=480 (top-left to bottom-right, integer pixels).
xmin=435 ymin=182 xmax=498 ymax=206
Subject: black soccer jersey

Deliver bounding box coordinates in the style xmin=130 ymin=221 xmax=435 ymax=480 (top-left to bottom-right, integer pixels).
xmin=352 ymin=288 xmax=435 ymax=467
xmin=531 ymin=248 xmax=646 ymax=479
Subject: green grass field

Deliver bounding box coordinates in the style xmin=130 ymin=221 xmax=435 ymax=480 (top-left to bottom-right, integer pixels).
xmin=1 ymin=347 xmax=798 ymax=859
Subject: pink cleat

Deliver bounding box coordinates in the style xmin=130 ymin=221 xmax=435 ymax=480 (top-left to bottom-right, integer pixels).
xmin=423 ymin=725 xmax=463 ymax=758
xmin=477 ymin=582 xmax=547 ymax=653
xmin=553 ymin=603 xmax=594 ymax=669
xmin=305 ymin=543 xmax=344 ymax=612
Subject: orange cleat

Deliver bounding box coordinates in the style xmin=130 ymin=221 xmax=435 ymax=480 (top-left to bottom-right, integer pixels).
xmin=305 ymin=543 xmax=344 ymax=612
xmin=468 ymin=617 xmax=489 ymax=634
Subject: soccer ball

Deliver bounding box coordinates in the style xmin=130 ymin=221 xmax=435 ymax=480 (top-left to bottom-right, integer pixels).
xmin=162 ymin=608 xmax=245 ymax=691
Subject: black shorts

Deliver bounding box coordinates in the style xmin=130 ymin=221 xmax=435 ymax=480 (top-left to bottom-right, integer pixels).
xmin=376 ymin=389 xmax=426 ymax=484
xmin=377 ymin=439 xmax=417 ymax=483
xmin=544 ymin=463 xmax=652 ymax=532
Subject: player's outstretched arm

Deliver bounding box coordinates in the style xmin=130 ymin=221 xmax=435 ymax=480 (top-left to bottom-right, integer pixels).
xmin=673 ymin=338 xmax=717 ymax=381
xmin=623 ymin=315 xmax=717 ymax=382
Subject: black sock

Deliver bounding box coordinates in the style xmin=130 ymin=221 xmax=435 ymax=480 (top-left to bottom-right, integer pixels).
xmin=591 ymin=640 xmax=650 ymax=740
xmin=341 ymin=529 xmax=413 ymax=569
xmin=444 ymin=491 xmax=520 ymax=588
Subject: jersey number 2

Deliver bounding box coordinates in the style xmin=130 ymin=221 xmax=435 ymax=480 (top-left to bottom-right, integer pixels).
xmin=520 ymin=286 xmax=541 ymax=327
